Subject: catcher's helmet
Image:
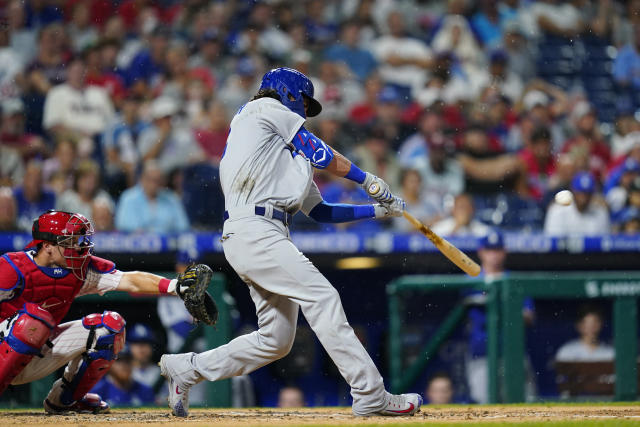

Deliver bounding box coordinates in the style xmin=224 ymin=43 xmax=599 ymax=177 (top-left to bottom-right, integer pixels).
xmin=26 ymin=210 xmax=95 ymax=280
xmin=259 ymin=67 xmax=322 ymax=119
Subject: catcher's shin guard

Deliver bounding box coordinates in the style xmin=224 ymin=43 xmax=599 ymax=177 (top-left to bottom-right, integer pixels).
xmin=58 ymin=311 xmax=126 ymax=405
xmin=0 ymin=303 xmax=55 ymax=394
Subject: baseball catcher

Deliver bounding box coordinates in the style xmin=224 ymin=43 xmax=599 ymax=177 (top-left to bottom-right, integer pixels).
xmin=159 ymin=67 xmax=421 ymax=418
xmin=0 ymin=210 xmax=204 ymax=414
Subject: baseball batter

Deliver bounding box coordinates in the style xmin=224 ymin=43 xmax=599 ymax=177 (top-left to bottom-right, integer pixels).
xmin=160 ymin=68 xmax=422 ymax=416
xmin=0 ymin=210 xmax=187 ymax=413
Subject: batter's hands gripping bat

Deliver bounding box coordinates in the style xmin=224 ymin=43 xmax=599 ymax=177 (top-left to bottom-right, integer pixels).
xmin=366 ymin=181 xmax=481 ymax=277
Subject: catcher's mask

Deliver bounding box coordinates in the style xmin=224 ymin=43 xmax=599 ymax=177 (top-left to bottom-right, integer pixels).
xmin=25 ymin=210 xmax=95 ymax=280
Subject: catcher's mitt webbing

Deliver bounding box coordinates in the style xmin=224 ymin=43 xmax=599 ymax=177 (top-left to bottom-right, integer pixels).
xmin=177 ymin=264 xmax=218 ymax=326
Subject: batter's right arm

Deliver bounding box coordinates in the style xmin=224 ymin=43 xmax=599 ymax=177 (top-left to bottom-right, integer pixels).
xmin=325 ymin=146 xmax=395 ymax=204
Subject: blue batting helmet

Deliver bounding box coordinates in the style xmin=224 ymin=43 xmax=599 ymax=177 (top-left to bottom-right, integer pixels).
xmin=259 ymin=67 xmax=322 ymax=118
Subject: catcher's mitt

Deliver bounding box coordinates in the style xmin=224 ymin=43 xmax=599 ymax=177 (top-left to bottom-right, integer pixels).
xmin=176 ymin=264 xmax=218 ymax=326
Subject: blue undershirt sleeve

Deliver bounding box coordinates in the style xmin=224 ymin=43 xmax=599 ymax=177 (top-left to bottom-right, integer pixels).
xmin=308 ymin=201 xmax=375 ymax=223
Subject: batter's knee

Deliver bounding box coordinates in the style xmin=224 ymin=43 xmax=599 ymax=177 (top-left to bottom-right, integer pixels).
xmin=257 ymin=321 xmax=296 ymax=360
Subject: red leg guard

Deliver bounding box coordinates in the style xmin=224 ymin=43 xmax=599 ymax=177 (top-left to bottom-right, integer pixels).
xmin=60 ymin=311 xmax=126 ymax=404
xmin=0 ymin=304 xmax=55 ymax=395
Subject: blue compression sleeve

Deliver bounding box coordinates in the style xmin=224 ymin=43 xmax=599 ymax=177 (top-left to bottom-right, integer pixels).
xmin=308 ymin=201 xmax=375 ymax=223
xmin=291 ymin=127 xmax=334 ymax=169
xmin=344 ymin=163 xmax=366 ymax=184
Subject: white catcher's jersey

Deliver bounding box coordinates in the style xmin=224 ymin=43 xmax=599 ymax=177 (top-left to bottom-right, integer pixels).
xmin=219 ymin=97 xmax=322 ymax=215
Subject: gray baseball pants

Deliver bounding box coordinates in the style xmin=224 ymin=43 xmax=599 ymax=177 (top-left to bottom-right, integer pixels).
xmin=168 ymin=215 xmax=387 ymax=414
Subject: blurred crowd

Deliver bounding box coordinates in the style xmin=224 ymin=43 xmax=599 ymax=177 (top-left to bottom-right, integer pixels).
xmin=1 ymin=0 xmax=640 ymax=236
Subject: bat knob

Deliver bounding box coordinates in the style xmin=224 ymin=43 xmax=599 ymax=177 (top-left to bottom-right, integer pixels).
xmin=368 ymin=182 xmax=380 ymax=196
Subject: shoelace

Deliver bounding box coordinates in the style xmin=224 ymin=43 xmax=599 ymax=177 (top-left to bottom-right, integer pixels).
xmin=387 ymin=394 xmax=407 ymax=409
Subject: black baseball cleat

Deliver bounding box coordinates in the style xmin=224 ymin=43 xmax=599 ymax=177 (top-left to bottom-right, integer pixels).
xmin=44 ymin=393 xmax=110 ymax=414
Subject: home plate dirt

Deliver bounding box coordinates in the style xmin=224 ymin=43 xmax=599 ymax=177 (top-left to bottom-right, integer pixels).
xmin=1 ymin=405 xmax=639 ymax=426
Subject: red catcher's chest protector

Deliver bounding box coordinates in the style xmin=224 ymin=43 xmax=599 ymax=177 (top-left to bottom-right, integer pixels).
xmin=0 ymin=252 xmax=115 ymax=324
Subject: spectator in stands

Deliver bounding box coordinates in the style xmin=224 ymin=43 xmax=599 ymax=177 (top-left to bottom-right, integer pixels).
xmin=218 ymin=57 xmax=262 ymax=118
xmin=555 ymin=304 xmax=614 ymax=362
xmin=101 ymin=95 xmax=142 ymax=195
xmin=0 ymin=145 xmax=24 ymax=187
xmin=194 ymin=102 xmax=230 ymax=165
xmin=529 ymin=0 xmax=584 ymax=39
xmin=0 ymin=98 xmax=48 ymax=160
xmin=561 ymin=101 xmax=610 ymax=180
xmin=519 ymin=127 xmax=557 ymax=201
xmin=432 ymin=14 xmax=483 ymax=79
xmin=613 ymin=23 xmax=640 ymax=90
xmin=312 ymin=60 xmax=365 ymax=118
xmin=465 ymin=230 xmax=536 ymax=404
xmin=474 ymin=50 xmax=524 ymax=104
xmin=0 ymin=21 xmax=24 ymax=102
xmin=619 ymin=207 xmax=640 ymax=234
xmin=613 ymin=0 xmax=640 ymax=47
xmin=414 ymin=135 xmax=464 ymax=220
xmin=188 ymin=30 xmax=226 ymax=87
xmin=392 ymin=169 xmax=440 ymax=232
xmin=398 ymin=109 xmax=444 ymax=167
xmin=23 ymin=22 xmax=69 ymax=134
xmin=128 ymin=324 xmax=161 ymax=390
xmin=137 ymin=96 xmax=203 ymax=174
xmin=125 ymin=25 xmax=170 ymax=92
xmin=370 ymin=10 xmax=432 ymax=90
xmin=0 ymin=187 xmax=18 ymax=231
xmin=42 ymin=137 xmax=76 ymax=194
xmin=611 ymin=119 xmax=640 ymax=160
xmin=43 ymin=56 xmax=115 ymax=157
xmin=67 ymin=1 xmax=98 ymax=53
xmin=91 ymin=198 xmax=114 ymax=232
xmin=56 ymin=159 xmax=113 ymax=222
xmin=544 ymin=172 xmax=610 ymax=236
xmin=349 ymin=72 xmax=383 ymax=126
xmin=324 ymin=20 xmax=377 ymax=81
xmin=7 ymin=0 xmax=37 ymax=66
xmin=277 ymin=386 xmax=305 ymax=408
xmin=13 ymin=160 xmax=55 ymax=231
xmin=516 ymin=81 xmax=569 ymax=151
xmin=425 ymin=372 xmax=454 ymax=405
xmin=457 ymin=125 xmax=525 ymax=196
xmin=84 ymin=40 xmax=127 ymax=107
xmin=413 ymin=51 xmax=474 ymax=107
xmin=91 ymin=347 xmax=155 ymax=407
xmin=431 ymin=193 xmax=489 ymax=237
xmin=115 ymin=160 xmax=190 ymax=233
xmin=502 ymin=22 xmax=535 ymax=83
xmin=470 ymin=0 xmax=510 ymax=49
xmin=351 ymin=126 xmax=400 ymax=191
xmin=605 ymin=158 xmax=640 ymax=218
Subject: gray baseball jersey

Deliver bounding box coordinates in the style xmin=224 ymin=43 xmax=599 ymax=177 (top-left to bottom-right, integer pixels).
xmin=167 ymin=96 xmax=389 ymax=414
xmin=219 ymin=97 xmax=322 ymax=215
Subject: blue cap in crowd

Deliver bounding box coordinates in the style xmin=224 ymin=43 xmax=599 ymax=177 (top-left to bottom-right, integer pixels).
xmin=623 ymin=158 xmax=640 ymax=174
xmin=571 ymin=172 xmax=596 ymax=193
xmin=378 ymin=86 xmax=401 ymax=104
xmin=127 ymin=323 xmax=156 ymax=344
xmin=237 ymin=57 xmax=257 ymax=76
xmin=479 ymin=229 xmax=504 ymax=250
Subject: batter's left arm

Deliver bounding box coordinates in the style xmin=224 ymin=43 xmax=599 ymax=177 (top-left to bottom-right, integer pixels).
xmin=290 ymin=127 xmax=397 ymax=205
xmin=116 ymin=271 xmax=178 ymax=295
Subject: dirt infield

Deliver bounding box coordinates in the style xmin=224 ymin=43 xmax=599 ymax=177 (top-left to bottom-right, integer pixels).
xmin=1 ymin=405 xmax=640 ymax=426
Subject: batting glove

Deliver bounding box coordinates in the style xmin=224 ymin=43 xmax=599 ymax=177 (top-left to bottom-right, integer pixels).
xmin=374 ymin=197 xmax=405 ymax=218
xmin=362 ymin=172 xmax=394 ymax=204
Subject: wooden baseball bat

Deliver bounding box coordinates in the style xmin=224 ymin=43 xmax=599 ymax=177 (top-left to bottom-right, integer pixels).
xmin=403 ymin=211 xmax=481 ymax=277
xmin=364 ymin=180 xmax=480 ymax=276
